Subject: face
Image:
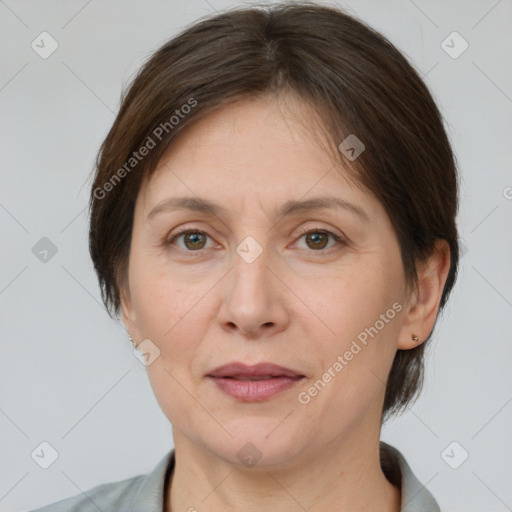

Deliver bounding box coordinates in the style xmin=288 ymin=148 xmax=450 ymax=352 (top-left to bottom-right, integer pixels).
xmin=121 ymin=93 xmax=415 ymax=467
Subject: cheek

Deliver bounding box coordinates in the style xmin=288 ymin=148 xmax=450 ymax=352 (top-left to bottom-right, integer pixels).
xmin=129 ymin=229 xmax=188 ymax=325
xmin=129 ymin=262 xmax=204 ymax=353
xmin=311 ymin=259 xmax=402 ymax=338
xmin=130 ymin=269 xmax=210 ymax=423
xmin=300 ymin=258 xmax=404 ymax=396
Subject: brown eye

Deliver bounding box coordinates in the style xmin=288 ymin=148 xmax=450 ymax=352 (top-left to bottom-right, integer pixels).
xmin=168 ymin=230 xmax=211 ymax=251
xmin=183 ymin=232 xmax=207 ymax=250
xmin=296 ymin=229 xmax=344 ymax=252
xmin=304 ymin=231 xmax=329 ymax=250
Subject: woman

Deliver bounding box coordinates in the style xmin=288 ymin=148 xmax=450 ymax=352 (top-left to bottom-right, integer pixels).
xmin=30 ymin=2 xmax=458 ymax=511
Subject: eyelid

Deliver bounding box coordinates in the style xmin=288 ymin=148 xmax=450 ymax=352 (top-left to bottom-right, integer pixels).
xmin=295 ymin=224 xmax=345 ymax=241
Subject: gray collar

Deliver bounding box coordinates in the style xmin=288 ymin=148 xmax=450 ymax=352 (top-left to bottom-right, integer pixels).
xmin=380 ymin=442 xmax=441 ymax=511
xmin=129 ymin=443 xmax=440 ymax=511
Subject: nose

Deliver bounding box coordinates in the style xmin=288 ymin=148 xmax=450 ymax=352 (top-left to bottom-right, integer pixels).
xmin=216 ymin=245 xmax=290 ymax=339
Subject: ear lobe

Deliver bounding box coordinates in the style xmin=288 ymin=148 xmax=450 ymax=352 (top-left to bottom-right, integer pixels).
xmin=397 ymin=240 xmax=451 ymax=350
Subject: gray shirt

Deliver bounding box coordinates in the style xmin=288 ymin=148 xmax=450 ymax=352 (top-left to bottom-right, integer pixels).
xmin=28 ymin=442 xmax=440 ymax=511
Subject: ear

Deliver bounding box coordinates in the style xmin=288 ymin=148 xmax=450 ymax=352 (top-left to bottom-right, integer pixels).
xmin=119 ymin=275 xmax=140 ymax=343
xmin=397 ymin=240 xmax=451 ymax=350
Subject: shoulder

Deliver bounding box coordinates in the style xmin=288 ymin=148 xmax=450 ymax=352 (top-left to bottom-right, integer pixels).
xmin=27 ymin=474 xmax=145 ymax=512
xmin=27 ymin=449 xmax=175 ymax=512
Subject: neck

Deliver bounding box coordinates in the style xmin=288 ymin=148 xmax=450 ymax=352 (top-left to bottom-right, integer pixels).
xmin=166 ymin=431 xmax=400 ymax=512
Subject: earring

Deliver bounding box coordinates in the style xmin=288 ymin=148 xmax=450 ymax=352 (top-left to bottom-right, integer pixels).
xmin=411 ymin=334 xmax=420 ymax=342
xmin=129 ymin=336 xmax=134 ymax=345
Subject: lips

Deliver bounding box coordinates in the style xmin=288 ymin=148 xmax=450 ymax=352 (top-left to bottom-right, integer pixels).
xmin=207 ymin=362 xmax=304 ymax=379
xmin=207 ymin=362 xmax=305 ymax=402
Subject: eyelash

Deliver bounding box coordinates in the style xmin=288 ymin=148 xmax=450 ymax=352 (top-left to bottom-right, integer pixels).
xmin=166 ymin=227 xmax=346 ymax=255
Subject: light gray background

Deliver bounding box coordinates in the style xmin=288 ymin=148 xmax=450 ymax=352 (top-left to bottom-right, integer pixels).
xmin=1 ymin=0 xmax=511 ymax=510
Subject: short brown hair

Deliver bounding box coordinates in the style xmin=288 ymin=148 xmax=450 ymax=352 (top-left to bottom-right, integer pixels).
xmin=88 ymin=2 xmax=459 ymax=420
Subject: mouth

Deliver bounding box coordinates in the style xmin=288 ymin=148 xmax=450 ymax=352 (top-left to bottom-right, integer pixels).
xmin=207 ymin=362 xmax=304 ymax=379
xmin=207 ymin=362 xmax=305 ymax=402
xmin=219 ymin=375 xmax=294 ymax=381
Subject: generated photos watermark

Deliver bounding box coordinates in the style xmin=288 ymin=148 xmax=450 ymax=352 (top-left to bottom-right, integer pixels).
xmin=298 ymin=301 xmax=403 ymax=404
xmin=93 ymin=97 xmax=197 ymax=200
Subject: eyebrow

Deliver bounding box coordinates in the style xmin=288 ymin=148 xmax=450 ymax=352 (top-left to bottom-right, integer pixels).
xmin=146 ymin=195 xmax=370 ymax=222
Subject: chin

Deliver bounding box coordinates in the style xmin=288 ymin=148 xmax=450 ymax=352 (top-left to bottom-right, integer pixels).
xmin=200 ymin=425 xmax=307 ymax=469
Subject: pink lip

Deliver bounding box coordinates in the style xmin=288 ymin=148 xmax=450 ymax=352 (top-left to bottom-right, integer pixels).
xmin=207 ymin=362 xmax=305 ymax=402
xmin=207 ymin=362 xmax=304 ymax=378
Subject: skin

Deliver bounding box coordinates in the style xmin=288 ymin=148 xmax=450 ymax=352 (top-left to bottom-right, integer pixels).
xmin=120 ymin=92 xmax=450 ymax=512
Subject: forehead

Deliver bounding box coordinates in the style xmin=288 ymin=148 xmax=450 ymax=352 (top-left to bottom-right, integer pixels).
xmin=136 ymin=94 xmax=379 ymax=221
xmin=162 ymin=93 xmax=330 ymax=166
